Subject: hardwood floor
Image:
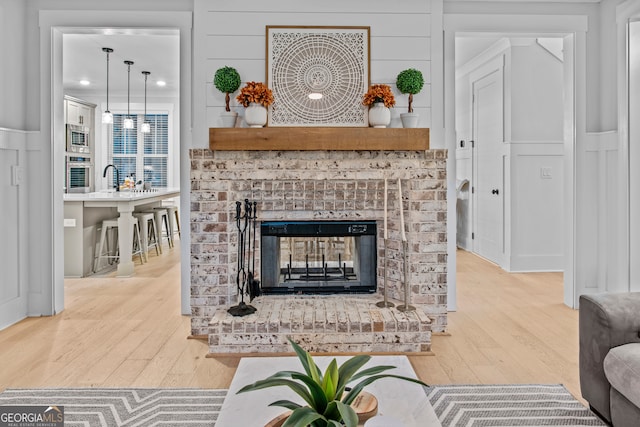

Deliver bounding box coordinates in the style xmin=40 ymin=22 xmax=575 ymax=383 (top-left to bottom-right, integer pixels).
xmin=0 ymin=245 xmax=581 ymax=401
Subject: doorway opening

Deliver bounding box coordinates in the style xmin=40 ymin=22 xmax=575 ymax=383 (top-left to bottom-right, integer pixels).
xmin=455 ymin=35 xmax=566 ymax=274
xmin=41 ymin=10 xmax=192 ymax=317
xmin=444 ymin=13 xmax=584 ymax=308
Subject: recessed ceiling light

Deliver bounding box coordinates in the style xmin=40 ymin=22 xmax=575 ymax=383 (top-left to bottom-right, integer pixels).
xmin=157 ymin=80 xmax=166 ymax=87
xmin=80 ymin=80 xmax=90 ymax=86
xmin=308 ymin=92 xmax=323 ymax=100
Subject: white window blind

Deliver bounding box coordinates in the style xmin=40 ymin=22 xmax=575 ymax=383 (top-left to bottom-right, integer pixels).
xmin=111 ymin=113 xmax=169 ymax=188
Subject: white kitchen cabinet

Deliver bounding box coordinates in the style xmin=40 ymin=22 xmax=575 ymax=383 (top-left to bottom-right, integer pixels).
xmin=65 ymin=96 xmax=95 ymax=127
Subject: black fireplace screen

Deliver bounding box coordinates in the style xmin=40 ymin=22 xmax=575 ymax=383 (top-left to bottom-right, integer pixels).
xmin=260 ymin=221 xmax=377 ymax=294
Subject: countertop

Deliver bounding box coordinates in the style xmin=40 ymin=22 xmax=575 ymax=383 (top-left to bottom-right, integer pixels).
xmin=63 ymin=187 xmax=180 ymax=202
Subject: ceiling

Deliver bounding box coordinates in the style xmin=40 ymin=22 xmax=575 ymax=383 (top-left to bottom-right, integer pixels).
xmin=63 ymin=29 xmax=180 ymax=98
xmin=455 ymin=37 xmax=502 ymax=66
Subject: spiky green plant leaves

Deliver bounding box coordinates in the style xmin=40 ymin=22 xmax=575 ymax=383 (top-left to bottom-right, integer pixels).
xmin=237 ymin=337 xmax=429 ymax=426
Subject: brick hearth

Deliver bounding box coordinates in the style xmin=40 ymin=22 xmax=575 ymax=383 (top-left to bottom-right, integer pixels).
xmin=208 ymin=295 xmax=432 ymax=353
xmin=190 ymin=149 xmax=447 ymax=353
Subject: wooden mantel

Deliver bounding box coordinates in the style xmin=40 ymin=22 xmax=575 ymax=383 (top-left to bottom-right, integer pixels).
xmin=209 ymin=127 xmax=430 ymax=151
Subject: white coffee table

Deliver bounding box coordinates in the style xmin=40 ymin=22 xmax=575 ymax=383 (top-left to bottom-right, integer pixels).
xmin=216 ymin=355 xmax=440 ymax=427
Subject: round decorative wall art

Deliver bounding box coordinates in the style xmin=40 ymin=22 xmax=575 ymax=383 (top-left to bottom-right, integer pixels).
xmin=267 ymin=26 xmax=370 ymax=127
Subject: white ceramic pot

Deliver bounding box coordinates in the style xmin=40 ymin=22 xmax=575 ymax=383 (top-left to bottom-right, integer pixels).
xmin=368 ymin=102 xmax=391 ymax=128
xmin=400 ymin=112 xmax=419 ymax=128
xmin=244 ymin=103 xmax=268 ymax=128
xmin=220 ymin=111 xmax=238 ymax=128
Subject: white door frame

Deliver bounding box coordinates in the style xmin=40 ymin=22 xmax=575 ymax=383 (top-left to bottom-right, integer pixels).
xmin=38 ymin=10 xmax=193 ymax=316
xmin=617 ymin=1 xmax=640 ymax=292
xmin=444 ymin=14 xmax=588 ymax=308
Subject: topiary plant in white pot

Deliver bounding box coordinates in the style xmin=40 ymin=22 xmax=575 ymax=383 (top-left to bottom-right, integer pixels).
xmin=214 ymin=66 xmax=241 ymax=127
xmin=396 ymin=68 xmax=424 ymax=128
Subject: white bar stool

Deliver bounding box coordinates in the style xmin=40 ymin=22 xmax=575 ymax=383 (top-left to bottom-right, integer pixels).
xmin=151 ymin=208 xmax=173 ymax=249
xmin=93 ymin=217 xmax=143 ymax=273
xmin=133 ymin=212 xmax=161 ymax=261
xmin=163 ymin=205 xmax=181 ymax=239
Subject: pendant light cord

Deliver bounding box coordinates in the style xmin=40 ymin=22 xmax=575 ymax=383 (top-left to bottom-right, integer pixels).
xmin=125 ymin=61 xmax=133 ymax=118
xmin=143 ymin=71 xmax=150 ymax=117
xmin=107 ymin=52 xmax=110 ymax=110
xmin=102 ymin=48 xmax=113 ymax=114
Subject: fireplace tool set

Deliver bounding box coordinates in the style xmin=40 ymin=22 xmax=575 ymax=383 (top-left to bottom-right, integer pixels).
xmin=228 ymin=199 xmax=261 ymax=317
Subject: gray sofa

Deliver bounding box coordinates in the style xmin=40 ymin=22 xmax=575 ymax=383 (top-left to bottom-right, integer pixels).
xmin=579 ymin=292 xmax=640 ymax=426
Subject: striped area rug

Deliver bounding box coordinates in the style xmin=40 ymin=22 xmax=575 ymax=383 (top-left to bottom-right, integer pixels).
xmin=424 ymin=384 xmax=606 ymax=426
xmin=0 ymin=388 xmax=225 ymax=426
xmin=0 ymin=385 xmax=606 ymax=426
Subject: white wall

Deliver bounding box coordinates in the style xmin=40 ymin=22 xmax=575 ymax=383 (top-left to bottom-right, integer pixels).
xmin=193 ymin=0 xmax=434 ymax=147
xmin=0 ymin=1 xmax=27 ymax=129
xmin=0 ymin=129 xmax=32 ymax=330
xmin=508 ymin=42 xmax=564 ymax=272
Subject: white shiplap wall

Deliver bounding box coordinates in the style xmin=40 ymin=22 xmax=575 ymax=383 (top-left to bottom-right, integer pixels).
xmin=195 ymin=0 xmax=433 ymax=136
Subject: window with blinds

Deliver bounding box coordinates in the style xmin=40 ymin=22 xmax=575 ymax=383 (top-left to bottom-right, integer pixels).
xmin=111 ymin=114 xmax=169 ymax=188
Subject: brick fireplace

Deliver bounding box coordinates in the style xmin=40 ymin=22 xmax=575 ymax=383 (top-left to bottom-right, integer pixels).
xmin=190 ymin=148 xmax=448 ymax=353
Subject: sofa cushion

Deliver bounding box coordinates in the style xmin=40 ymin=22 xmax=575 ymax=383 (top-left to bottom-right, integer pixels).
xmin=604 ymin=343 xmax=640 ymax=409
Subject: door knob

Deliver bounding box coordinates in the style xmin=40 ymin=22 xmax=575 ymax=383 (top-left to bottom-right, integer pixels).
xmin=491 ymin=189 xmax=499 ymax=195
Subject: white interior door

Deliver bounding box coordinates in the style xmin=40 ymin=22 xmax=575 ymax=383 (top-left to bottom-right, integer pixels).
xmin=472 ymin=69 xmax=505 ymax=265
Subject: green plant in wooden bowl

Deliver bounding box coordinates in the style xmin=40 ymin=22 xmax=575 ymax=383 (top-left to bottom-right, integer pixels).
xmin=396 ymin=68 xmax=424 ymax=128
xmin=237 ymin=338 xmax=428 ymax=427
xmin=214 ymin=66 xmax=241 ymax=127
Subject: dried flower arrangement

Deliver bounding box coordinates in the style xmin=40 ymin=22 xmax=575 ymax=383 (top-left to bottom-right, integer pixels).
xmin=362 ymin=84 xmax=396 ymax=108
xmin=236 ymin=81 xmax=275 ymax=108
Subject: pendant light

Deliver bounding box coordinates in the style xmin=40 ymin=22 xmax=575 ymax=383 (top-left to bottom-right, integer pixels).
xmin=123 ymin=60 xmax=134 ymax=129
xmin=101 ymin=48 xmax=114 ymax=124
xmin=140 ymin=71 xmax=151 ymax=133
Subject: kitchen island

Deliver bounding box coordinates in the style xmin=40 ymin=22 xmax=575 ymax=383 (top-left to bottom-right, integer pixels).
xmin=64 ymin=188 xmax=180 ymax=277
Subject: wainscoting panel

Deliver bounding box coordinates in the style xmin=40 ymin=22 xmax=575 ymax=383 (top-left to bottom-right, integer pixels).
xmin=0 ymin=129 xmax=28 ymax=329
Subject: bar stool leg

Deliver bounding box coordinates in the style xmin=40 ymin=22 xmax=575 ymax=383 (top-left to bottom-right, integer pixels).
xmin=173 ymin=208 xmax=181 ymax=238
xmin=163 ymin=213 xmax=174 ymax=248
xmin=149 ymin=217 xmax=161 ymax=255
xmin=133 ymin=220 xmax=144 ymax=265
xmin=93 ymin=223 xmax=108 ymax=273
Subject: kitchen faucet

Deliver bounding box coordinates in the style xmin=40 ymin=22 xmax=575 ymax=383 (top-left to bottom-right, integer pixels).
xmin=103 ymin=164 xmax=120 ymax=191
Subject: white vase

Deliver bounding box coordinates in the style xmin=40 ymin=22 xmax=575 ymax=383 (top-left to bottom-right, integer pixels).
xmin=220 ymin=111 xmax=238 ymax=128
xmin=244 ymin=103 xmax=267 ymax=128
xmin=368 ymin=102 xmax=391 ymax=128
xmin=400 ymin=112 xmax=419 ymax=128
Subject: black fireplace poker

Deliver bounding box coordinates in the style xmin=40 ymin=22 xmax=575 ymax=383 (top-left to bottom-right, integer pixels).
xmin=228 ymin=199 xmax=259 ymax=317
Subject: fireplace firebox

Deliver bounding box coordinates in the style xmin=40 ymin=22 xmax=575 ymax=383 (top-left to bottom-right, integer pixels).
xmin=260 ymin=221 xmax=377 ymax=294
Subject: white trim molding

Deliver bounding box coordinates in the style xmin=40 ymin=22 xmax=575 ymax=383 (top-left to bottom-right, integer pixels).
xmin=617 ymin=0 xmax=640 ymax=292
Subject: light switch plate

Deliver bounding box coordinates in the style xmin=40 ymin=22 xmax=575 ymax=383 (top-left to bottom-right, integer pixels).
xmin=64 ymin=218 xmax=76 ymax=227
xmin=540 ymin=167 xmax=552 ymax=179
xmin=11 ymin=165 xmax=23 ymax=186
